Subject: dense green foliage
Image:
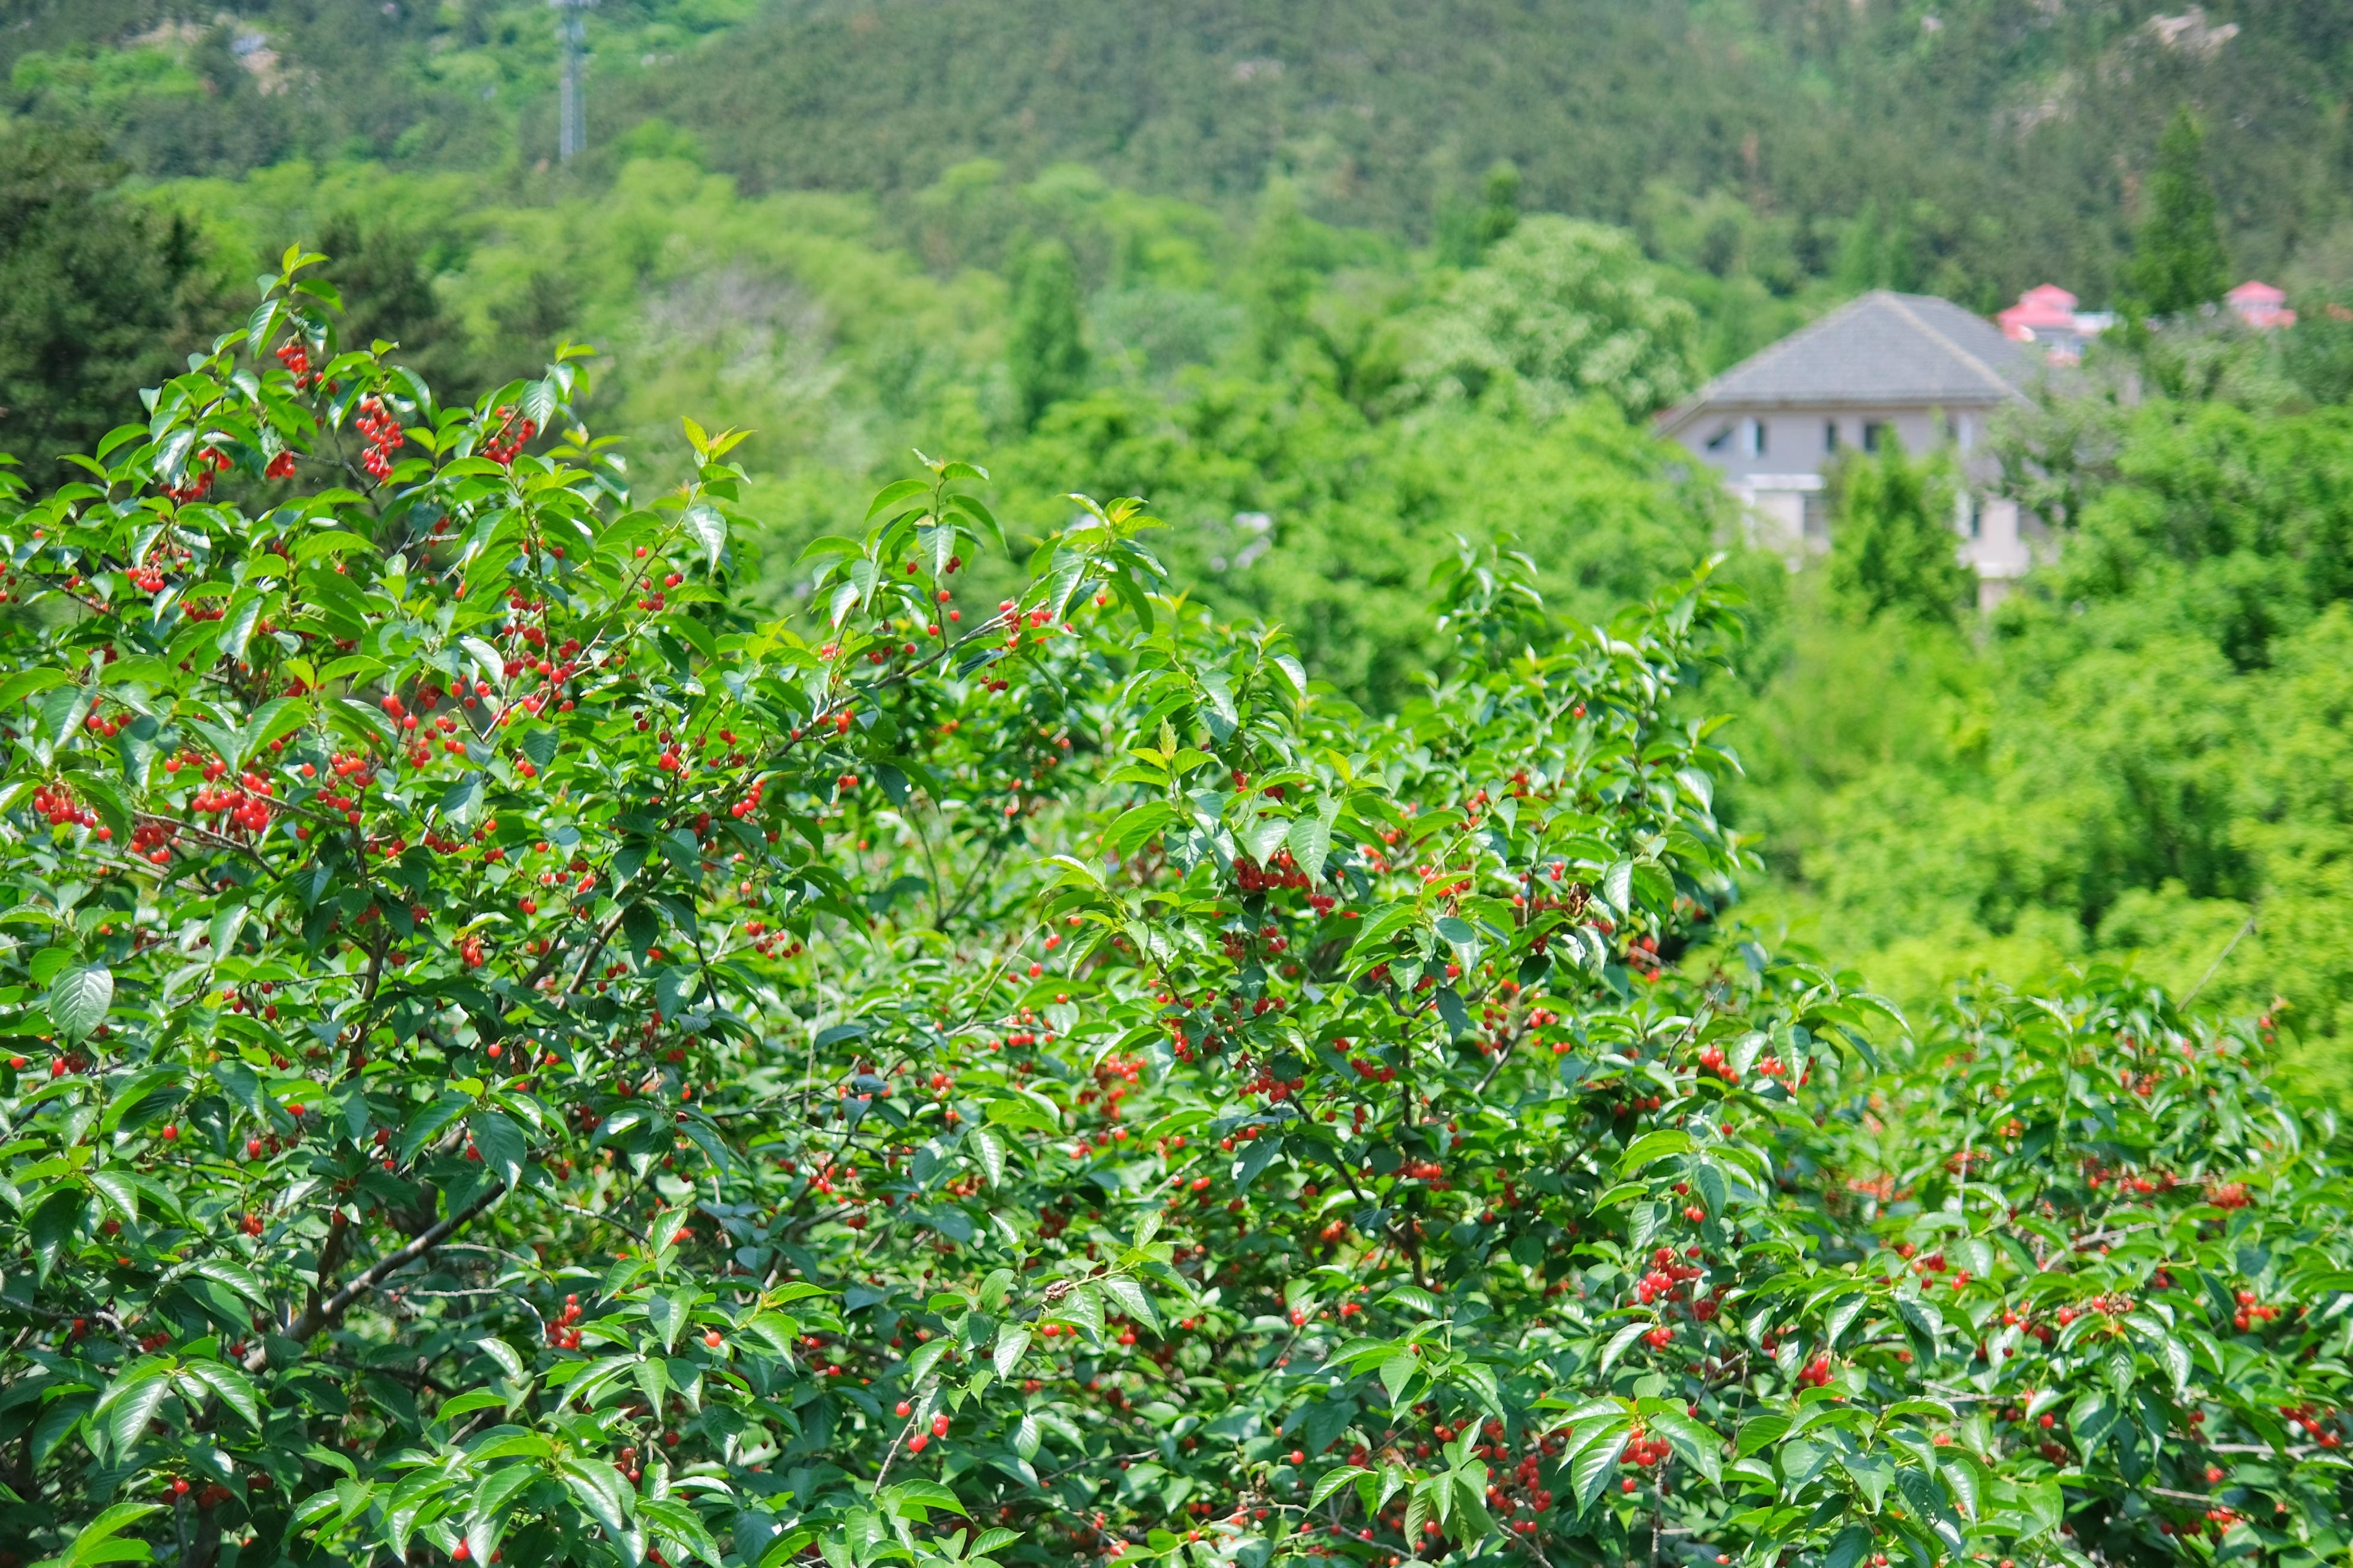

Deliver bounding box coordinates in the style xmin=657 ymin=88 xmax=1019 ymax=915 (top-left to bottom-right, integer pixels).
xmin=1734 ymin=388 xmax=2353 ymax=1079
xmin=2127 ymin=112 xmax=2231 ymax=320
xmin=1822 ymin=440 xmax=1974 ymax=626
xmin=7 ymin=0 xmax=2353 ymax=1098
xmin=12 ymin=2 xmax=2353 ymax=313
xmin=0 ymin=127 xmax=217 ymax=478
xmin=9 ymin=268 xmax=2353 ymax=1568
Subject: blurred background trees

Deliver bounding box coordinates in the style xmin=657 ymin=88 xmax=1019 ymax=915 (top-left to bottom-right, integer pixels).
xmin=8 ymin=0 xmax=2353 ymax=1087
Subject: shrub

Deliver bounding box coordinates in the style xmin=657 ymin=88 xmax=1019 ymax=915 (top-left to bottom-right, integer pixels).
xmin=2 ymin=258 xmax=2349 ymax=1568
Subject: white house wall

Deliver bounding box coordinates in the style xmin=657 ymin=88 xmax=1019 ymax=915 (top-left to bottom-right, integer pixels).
xmin=1671 ymin=400 xmax=2034 ymax=598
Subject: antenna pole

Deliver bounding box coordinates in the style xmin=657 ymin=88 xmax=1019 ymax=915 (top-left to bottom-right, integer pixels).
xmin=554 ymin=0 xmax=591 ymax=163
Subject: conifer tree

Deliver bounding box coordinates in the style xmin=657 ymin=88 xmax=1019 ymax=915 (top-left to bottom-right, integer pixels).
xmin=2129 ymin=109 xmax=2230 ymax=317
xmin=1008 ymin=237 xmax=1088 ymax=428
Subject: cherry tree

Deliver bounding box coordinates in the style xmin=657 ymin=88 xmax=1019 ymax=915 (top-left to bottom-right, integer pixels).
xmin=2 ymin=256 xmax=2348 ymax=1568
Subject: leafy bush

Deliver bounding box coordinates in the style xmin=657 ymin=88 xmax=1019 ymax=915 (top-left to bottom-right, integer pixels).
xmin=4 ymin=262 xmax=2352 ymax=1568
xmin=1824 ymin=437 xmax=1973 ymax=626
xmin=1394 ymin=218 xmax=1700 ymax=420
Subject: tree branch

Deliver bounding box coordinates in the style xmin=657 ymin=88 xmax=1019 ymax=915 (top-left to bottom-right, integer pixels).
xmin=243 ymin=1182 xmax=506 ymax=1373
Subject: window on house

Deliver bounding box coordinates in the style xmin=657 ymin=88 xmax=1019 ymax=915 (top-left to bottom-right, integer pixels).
xmin=1802 ymin=491 xmax=1830 ymax=539
xmin=1824 ymin=420 xmax=1840 ymax=453
xmin=1862 ymin=421 xmax=1887 ymax=453
xmin=1967 ymin=496 xmax=1983 ymax=538
xmin=1704 ymin=424 xmax=1733 ymax=452
xmin=1742 ymin=418 xmax=1767 ymax=457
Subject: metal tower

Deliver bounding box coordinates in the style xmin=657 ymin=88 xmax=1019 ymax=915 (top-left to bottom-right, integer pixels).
xmin=553 ymin=0 xmax=594 ymax=163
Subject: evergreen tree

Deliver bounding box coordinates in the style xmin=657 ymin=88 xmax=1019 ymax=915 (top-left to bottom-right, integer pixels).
xmin=315 ymin=215 xmax=472 ymax=396
xmin=1475 ymin=160 xmax=1523 ymax=250
xmin=2129 ymin=109 xmax=2229 ymax=317
xmin=1008 ymin=237 xmax=1088 ymax=427
xmin=1241 ymin=183 xmax=1320 ymax=367
xmin=1827 ymin=433 xmax=1973 ymax=622
xmin=1433 ymin=161 xmax=1522 ymax=267
xmin=0 ymin=129 xmax=215 ymax=475
xmin=1832 ymin=199 xmax=1917 ymax=293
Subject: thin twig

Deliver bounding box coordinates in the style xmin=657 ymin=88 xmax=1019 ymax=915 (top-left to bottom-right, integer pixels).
xmin=2183 ymin=909 xmax=2259 ymax=1006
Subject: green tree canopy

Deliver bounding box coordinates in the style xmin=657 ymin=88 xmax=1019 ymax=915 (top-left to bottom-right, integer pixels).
xmin=1397 ymin=217 xmax=1700 ymax=420
xmin=1008 ymin=237 xmax=1090 ymax=430
xmin=2129 ymin=110 xmax=2230 ymax=320
xmin=8 ymin=252 xmax=2353 ymax=1568
xmin=0 ymin=127 xmax=216 ymax=479
xmin=1825 ymin=434 xmax=1974 ymax=624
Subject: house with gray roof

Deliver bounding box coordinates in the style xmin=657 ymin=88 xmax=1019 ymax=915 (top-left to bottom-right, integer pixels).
xmin=1657 ymin=290 xmax=2044 ymax=607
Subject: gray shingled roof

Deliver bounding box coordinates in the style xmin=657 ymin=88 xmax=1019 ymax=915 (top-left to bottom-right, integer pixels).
xmin=1659 ymin=291 xmax=2034 ymax=433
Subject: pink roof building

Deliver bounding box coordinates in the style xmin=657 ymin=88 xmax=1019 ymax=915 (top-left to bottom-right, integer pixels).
xmin=1998 ymin=284 xmax=2079 ymax=342
xmin=1995 ymin=284 xmax=2112 ymax=363
xmin=2226 ymin=281 xmax=2297 ymax=330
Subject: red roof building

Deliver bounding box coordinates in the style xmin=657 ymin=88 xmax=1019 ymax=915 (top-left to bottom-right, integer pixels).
xmin=2226 ymin=281 xmax=2297 ymax=330
xmin=1996 ymin=284 xmax=2112 ymax=362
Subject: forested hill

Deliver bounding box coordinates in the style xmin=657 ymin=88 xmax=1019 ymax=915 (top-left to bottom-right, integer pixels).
xmin=630 ymin=0 xmax=2350 ymax=305
xmin=9 ymin=0 xmax=2352 ymax=308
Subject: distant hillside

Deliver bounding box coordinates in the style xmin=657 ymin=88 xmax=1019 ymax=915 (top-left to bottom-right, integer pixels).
xmin=5 ymin=1 xmax=2351 ymax=307
xmin=626 ymin=0 xmax=2352 ymax=306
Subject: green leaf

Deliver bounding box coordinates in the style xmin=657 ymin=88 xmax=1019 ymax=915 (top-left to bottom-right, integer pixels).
xmin=49 ymin=963 xmax=113 ymax=1041
xmin=1287 ymin=808 xmax=1334 ymax=883
xmin=640 ymin=1496 xmax=726 ymax=1566
xmin=0 ymin=666 xmax=69 ymax=711
xmin=883 ymin=1480 xmax=968 ymax=1520
xmin=1941 ymin=1455 xmax=1982 ymax=1519
xmin=105 ymin=1375 xmax=173 ymax=1454
xmin=557 ymin=1457 xmax=631 ymax=1535
xmin=681 ymin=503 xmax=728 ymax=569
xmin=1101 ymin=1276 xmax=1160 ymax=1332
xmin=2156 ymin=1334 xmax=2192 ymax=1394
xmin=471 ymin=1109 xmax=529 ymax=1188
xmin=436 ymin=1389 xmax=509 ymax=1424
xmin=184 ymin=1362 xmax=261 ymax=1427
xmin=182 ymin=1258 xmax=271 ymax=1309
xmin=1646 ymin=1409 xmax=1721 ymax=1485
xmin=398 ymin=1089 xmax=475 ymax=1165
xmin=1310 ymin=1467 xmax=1367 ymax=1507
xmin=1735 ymin=1414 xmax=1790 ymax=1457
xmin=967 ymin=1127 xmax=1006 ymax=1187
xmin=1835 ymin=1449 xmax=1891 ymax=1509
xmin=54 ymin=1502 xmax=163 ymax=1566
xmin=1568 ymin=1423 xmax=1630 ymax=1511
xmin=865 ymin=479 xmax=931 ymax=521
xmin=1615 ymin=1130 xmax=1690 ymax=1172
xmin=1598 ymin=1320 xmax=1648 ymax=1373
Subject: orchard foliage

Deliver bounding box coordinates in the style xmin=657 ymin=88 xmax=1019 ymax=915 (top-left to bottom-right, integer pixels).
xmin=1 ymin=257 xmax=2349 ymax=1568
